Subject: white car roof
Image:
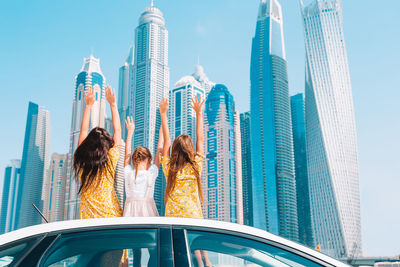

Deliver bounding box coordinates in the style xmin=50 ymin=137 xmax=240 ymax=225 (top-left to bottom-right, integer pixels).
xmin=0 ymin=217 xmax=348 ymax=266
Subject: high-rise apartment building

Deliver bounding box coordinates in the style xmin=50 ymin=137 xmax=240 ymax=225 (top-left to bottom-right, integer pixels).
xmin=42 ymin=153 xmax=67 ymax=223
xmin=300 ymin=0 xmax=361 ymax=258
xmin=131 ymin=2 xmax=169 ymax=212
xmin=64 ymin=55 xmax=107 ymax=220
xmin=250 ymin=0 xmax=298 ymax=241
xmin=203 ymin=84 xmax=243 ymax=224
xmin=169 ymin=69 xmax=207 ymax=142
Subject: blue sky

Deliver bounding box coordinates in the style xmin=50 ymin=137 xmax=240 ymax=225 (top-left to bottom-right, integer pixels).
xmin=0 ymin=0 xmax=399 ymax=257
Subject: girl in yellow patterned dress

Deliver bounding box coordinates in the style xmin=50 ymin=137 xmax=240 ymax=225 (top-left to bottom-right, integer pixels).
xmin=160 ymin=96 xmax=213 ymax=267
xmin=73 ymin=86 xmax=123 ymax=219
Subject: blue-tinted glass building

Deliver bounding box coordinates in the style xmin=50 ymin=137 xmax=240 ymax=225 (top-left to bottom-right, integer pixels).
xmin=250 ymin=0 xmax=298 ymax=241
xmin=1 ymin=160 xmax=21 ymax=233
xmin=240 ymin=112 xmax=253 ymax=227
xmin=203 ymin=84 xmax=243 ymax=224
xmin=290 ymin=93 xmax=314 ymax=247
xmin=16 ymin=102 xmax=50 ymax=229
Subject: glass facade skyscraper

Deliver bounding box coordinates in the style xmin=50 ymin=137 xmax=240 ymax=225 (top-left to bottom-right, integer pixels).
xmin=16 ymin=102 xmax=50 ymax=229
xmin=290 ymin=93 xmax=314 ymax=248
xmin=131 ymin=2 xmax=169 ymax=212
xmin=301 ymin=0 xmax=361 ymax=258
xmin=203 ymin=84 xmax=243 ymax=224
xmin=250 ymin=0 xmax=298 ymax=241
xmin=42 ymin=153 xmax=67 ymax=223
xmin=169 ymin=68 xmax=207 ymax=142
xmin=118 ymin=46 xmax=134 ymax=141
xmin=1 ymin=160 xmax=21 ymax=233
xmin=64 ymin=55 xmax=107 ymax=220
xmin=240 ymin=112 xmax=253 ymax=227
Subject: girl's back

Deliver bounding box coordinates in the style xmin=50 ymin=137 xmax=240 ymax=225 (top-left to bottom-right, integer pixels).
xmin=79 ymin=146 xmax=122 ymax=219
xmin=162 ymin=153 xmax=203 ymax=218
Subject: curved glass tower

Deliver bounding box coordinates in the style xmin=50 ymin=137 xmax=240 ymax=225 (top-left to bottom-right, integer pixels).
xmin=300 ymin=0 xmax=361 ymax=258
xmin=250 ymin=0 xmax=298 ymax=241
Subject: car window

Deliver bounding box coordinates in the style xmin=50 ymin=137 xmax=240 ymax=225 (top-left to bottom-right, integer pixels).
xmin=0 ymin=236 xmax=43 ymax=267
xmin=186 ymin=230 xmax=324 ymax=267
xmin=40 ymin=229 xmax=158 ymax=267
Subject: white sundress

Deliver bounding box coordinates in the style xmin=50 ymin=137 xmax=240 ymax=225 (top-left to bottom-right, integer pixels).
xmin=123 ymin=164 xmax=159 ymax=217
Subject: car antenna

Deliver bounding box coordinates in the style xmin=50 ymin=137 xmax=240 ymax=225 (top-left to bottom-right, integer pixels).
xmin=32 ymin=203 xmax=49 ymax=223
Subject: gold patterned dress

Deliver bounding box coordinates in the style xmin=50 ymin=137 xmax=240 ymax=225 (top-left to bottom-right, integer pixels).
xmin=79 ymin=146 xmax=123 ymax=219
xmin=161 ymin=153 xmax=203 ymax=219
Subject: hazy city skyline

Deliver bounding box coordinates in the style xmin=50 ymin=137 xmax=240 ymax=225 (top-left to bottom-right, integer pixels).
xmin=0 ymin=0 xmax=399 ymax=257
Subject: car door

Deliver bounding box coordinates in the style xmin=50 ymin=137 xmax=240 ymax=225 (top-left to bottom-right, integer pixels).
xmin=172 ymin=226 xmax=344 ymax=267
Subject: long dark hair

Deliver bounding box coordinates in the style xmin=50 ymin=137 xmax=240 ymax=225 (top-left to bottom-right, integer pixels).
xmin=73 ymin=127 xmax=115 ymax=194
xmin=164 ymin=134 xmax=203 ymax=203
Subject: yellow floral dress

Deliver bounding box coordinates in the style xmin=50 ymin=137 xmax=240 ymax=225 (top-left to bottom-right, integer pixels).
xmin=161 ymin=153 xmax=203 ymax=218
xmin=79 ymin=146 xmax=123 ymax=219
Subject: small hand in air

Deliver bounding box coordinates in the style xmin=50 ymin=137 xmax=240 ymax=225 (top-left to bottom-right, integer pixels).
xmin=159 ymin=98 xmax=169 ymax=114
xmin=191 ymin=95 xmax=205 ymax=114
xmin=105 ymin=86 xmax=116 ymax=106
xmin=84 ymin=87 xmax=95 ymax=107
xmin=125 ymin=116 xmax=135 ymax=134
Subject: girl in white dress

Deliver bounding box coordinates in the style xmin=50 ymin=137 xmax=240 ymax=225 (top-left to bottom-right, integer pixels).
xmin=123 ymin=116 xmax=163 ymax=217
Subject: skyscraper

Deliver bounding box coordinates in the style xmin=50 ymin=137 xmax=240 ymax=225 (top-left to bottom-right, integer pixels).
xmin=290 ymin=93 xmax=314 ymax=248
xmin=64 ymin=55 xmax=107 ymax=220
xmin=169 ymin=68 xmax=207 ymax=141
xmin=16 ymin=102 xmax=50 ymax=229
xmin=203 ymin=84 xmax=243 ymax=224
xmin=118 ymin=46 xmax=134 ymax=141
xmin=1 ymin=160 xmax=21 ymax=233
xmin=250 ymin=0 xmax=298 ymax=241
xmin=131 ymin=2 xmax=169 ymax=212
xmin=131 ymin=2 xmax=169 ymax=154
xmin=300 ymin=0 xmax=361 ymax=258
xmin=240 ymin=112 xmax=253 ymax=226
xmin=42 ymin=153 xmax=67 ymax=222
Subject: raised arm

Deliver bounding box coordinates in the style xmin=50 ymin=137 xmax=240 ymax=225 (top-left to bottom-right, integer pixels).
xmin=191 ymin=96 xmax=205 ymax=155
xmin=154 ymin=125 xmax=164 ymax=168
xmin=77 ymin=87 xmax=95 ymax=147
xmin=105 ymin=86 xmax=122 ymax=148
xmin=124 ymin=116 xmax=135 ymax=167
xmin=159 ymin=98 xmax=170 ymax=157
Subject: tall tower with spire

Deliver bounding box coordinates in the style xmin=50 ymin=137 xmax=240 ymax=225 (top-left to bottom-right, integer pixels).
xmin=250 ymin=0 xmax=299 ymax=242
xmin=300 ymin=0 xmax=361 ymax=258
xmin=131 ymin=2 xmax=169 ymax=211
xmin=64 ymin=55 xmax=107 ymax=220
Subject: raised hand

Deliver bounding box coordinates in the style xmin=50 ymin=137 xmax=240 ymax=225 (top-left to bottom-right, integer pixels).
xmin=125 ymin=116 xmax=135 ymax=134
xmin=105 ymin=86 xmax=116 ymax=106
xmin=84 ymin=87 xmax=95 ymax=106
xmin=159 ymin=98 xmax=169 ymax=114
xmin=191 ymin=95 xmax=205 ymax=114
